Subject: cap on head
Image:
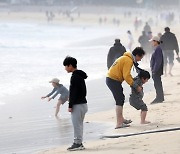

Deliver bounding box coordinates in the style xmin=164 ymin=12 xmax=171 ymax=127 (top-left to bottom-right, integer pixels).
xmin=149 ymin=36 xmax=160 ymax=42
xmin=49 ymin=78 xmax=60 ymax=84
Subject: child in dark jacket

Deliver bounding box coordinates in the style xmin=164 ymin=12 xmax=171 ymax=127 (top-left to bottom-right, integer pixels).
xmin=129 ymin=70 xmax=151 ymax=124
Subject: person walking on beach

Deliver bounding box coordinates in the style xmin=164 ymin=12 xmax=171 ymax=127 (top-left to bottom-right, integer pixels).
xmin=138 ymin=31 xmax=151 ymax=61
xmin=63 ymin=56 xmax=88 ymax=151
xmin=106 ymin=47 xmax=145 ymax=129
xmin=150 ymin=36 xmax=164 ymax=104
xmin=129 ymin=70 xmax=151 ymax=124
xmin=41 ymin=78 xmax=69 ymax=116
xmin=138 ymin=31 xmax=149 ymax=49
xmin=143 ymin=22 xmax=151 ymax=36
xmin=107 ymin=39 xmax=126 ymax=69
xmin=127 ymin=30 xmax=134 ymax=52
xmin=160 ymin=27 xmax=179 ymax=76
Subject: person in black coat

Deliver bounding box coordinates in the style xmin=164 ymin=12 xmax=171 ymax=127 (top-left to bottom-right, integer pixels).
xmin=107 ymin=39 xmax=126 ymax=69
xmin=138 ymin=31 xmax=152 ymax=61
xmin=160 ymin=27 xmax=179 ymax=76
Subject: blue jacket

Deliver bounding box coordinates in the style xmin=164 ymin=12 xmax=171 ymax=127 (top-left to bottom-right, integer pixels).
xmin=150 ymin=45 xmax=164 ymax=75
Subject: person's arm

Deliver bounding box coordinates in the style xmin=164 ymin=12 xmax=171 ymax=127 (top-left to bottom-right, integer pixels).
xmin=152 ymin=48 xmax=163 ymax=74
xmin=122 ymin=61 xmax=134 ymax=86
xmin=46 ymin=88 xmax=56 ymax=97
xmin=51 ymin=91 xmax=59 ymax=99
xmin=68 ymin=75 xmax=79 ymax=110
xmin=174 ymin=35 xmax=179 ymax=57
xmin=138 ymin=36 xmax=142 ymax=44
xmin=123 ymin=62 xmax=142 ymax=92
xmin=123 ymin=46 xmax=126 ymax=53
xmin=41 ymin=88 xmax=56 ymax=99
xmin=107 ymin=48 xmax=113 ymax=69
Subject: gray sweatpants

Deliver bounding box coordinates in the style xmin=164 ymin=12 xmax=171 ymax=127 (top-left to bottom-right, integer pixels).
xmin=71 ymin=103 xmax=88 ymax=144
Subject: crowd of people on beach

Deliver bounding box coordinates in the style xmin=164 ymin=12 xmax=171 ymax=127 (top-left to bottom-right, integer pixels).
xmin=40 ymin=22 xmax=179 ymax=151
xmin=107 ymin=25 xmax=179 ymax=130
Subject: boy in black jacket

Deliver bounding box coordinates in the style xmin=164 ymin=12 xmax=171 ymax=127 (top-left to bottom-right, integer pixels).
xmin=63 ymin=56 xmax=88 ymax=151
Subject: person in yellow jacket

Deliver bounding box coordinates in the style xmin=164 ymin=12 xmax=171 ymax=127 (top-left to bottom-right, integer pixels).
xmin=106 ymin=47 xmax=145 ymax=129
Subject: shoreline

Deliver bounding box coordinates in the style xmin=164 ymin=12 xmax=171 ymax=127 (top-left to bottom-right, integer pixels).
xmin=1 ymin=7 xmax=180 ymax=154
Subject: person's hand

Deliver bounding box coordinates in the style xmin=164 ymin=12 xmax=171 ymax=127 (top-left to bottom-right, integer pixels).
xmin=48 ymin=98 xmax=52 ymax=102
xmin=68 ymin=108 xmax=73 ymax=112
xmin=41 ymin=96 xmax=46 ymax=100
xmin=137 ymin=86 xmax=142 ymax=92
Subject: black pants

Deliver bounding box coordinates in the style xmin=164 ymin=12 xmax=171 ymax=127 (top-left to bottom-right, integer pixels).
xmin=106 ymin=77 xmax=125 ymax=106
xmin=152 ymin=74 xmax=164 ymax=101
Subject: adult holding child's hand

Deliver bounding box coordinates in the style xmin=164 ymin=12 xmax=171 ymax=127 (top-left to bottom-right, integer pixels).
xmin=106 ymin=47 xmax=145 ymax=129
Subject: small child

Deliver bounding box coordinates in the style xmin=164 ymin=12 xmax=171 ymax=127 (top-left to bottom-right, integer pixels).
xmin=129 ymin=70 xmax=151 ymax=124
xmin=41 ymin=78 xmax=69 ymax=116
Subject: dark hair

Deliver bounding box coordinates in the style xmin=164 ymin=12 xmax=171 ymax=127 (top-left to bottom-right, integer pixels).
xmin=165 ymin=27 xmax=170 ymax=32
xmin=115 ymin=39 xmax=120 ymax=43
xmin=138 ymin=70 xmax=150 ymax=80
xmin=127 ymin=30 xmax=131 ymax=34
xmin=132 ymin=47 xmax=145 ymax=57
xmin=63 ymin=56 xmax=77 ymax=68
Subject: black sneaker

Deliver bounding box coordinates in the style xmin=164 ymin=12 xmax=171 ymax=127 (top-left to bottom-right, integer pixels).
xmin=67 ymin=143 xmax=85 ymax=151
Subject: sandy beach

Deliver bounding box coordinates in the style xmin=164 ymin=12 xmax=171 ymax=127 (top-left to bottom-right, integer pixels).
xmin=34 ymin=6 xmax=180 ymax=154
xmin=0 ymin=5 xmax=180 ymax=154
xmin=39 ymin=61 xmax=180 ymax=154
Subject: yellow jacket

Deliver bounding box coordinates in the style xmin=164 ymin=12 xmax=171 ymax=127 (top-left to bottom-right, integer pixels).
xmin=107 ymin=52 xmax=134 ymax=86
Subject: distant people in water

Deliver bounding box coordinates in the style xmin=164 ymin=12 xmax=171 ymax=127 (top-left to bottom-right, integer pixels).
xmin=45 ymin=11 xmax=55 ymax=23
xmin=107 ymin=39 xmax=126 ymax=69
xmin=41 ymin=78 xmax=69 ymax=116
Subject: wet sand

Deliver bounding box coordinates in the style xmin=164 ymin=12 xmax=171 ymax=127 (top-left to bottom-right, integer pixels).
xmin=0 ymin=71 xmax=154 ymax=154
xmin=0 ymin=78 xmax=112 ymax=154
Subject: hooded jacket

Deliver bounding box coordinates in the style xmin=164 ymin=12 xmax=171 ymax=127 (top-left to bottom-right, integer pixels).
xmin=107 ymin=52 xmax=134 ymax=86
xmin=69 ymin=70 xmax=88 ymax=108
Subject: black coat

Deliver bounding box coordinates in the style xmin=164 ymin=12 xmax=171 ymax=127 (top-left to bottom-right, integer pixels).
xmin=107 ymin=42 xmax=126 ymax=69
xmin=160 ymin=32 xmax=179 ymax=55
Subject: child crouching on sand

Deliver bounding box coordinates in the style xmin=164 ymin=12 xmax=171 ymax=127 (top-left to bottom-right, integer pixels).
xmin=41 ymin=78 xmax=69 ymax=116
xmin=129 ymin=70 xmax=151 ymax=124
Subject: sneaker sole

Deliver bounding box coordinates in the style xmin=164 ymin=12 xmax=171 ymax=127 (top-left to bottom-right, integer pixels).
xmin=68 ymin=146 xmax=85 ymax=151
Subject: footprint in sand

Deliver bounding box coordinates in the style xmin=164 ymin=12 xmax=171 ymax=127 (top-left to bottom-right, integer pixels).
xmin=143 ymin=149 xmax=148 ymax=151
xmin=143 ymin=144 xmax=148 ymax=147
